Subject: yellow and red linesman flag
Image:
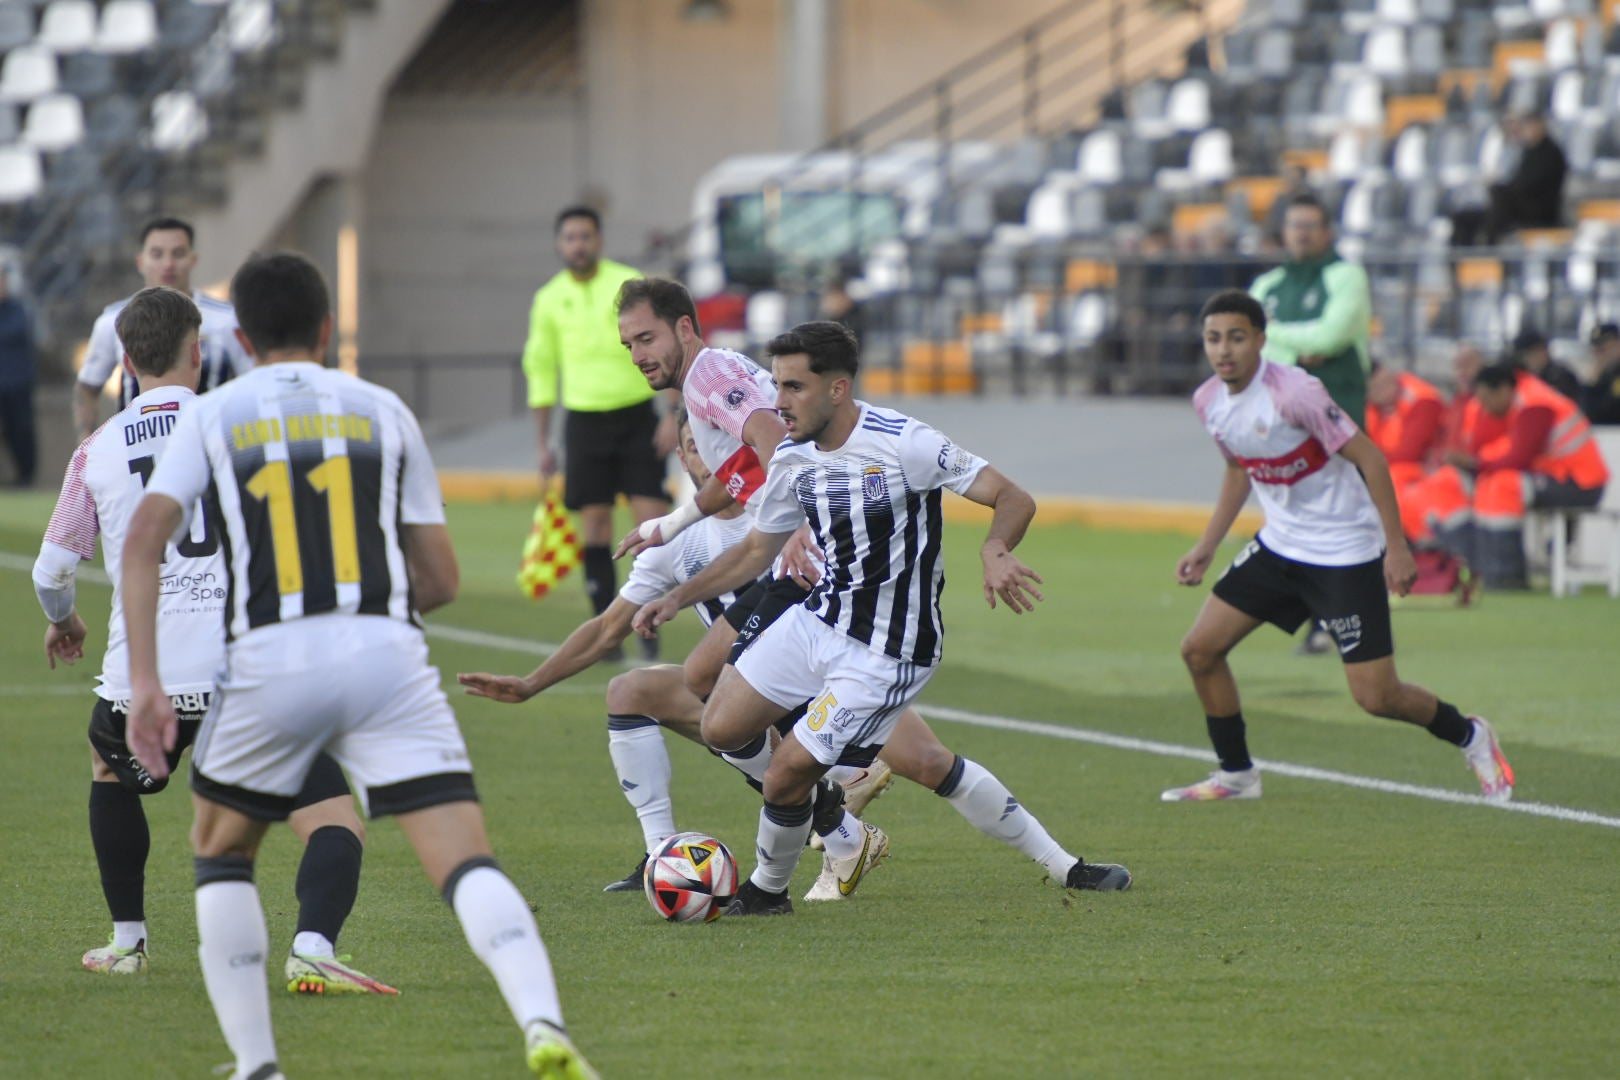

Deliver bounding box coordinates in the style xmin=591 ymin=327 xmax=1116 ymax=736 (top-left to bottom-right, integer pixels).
xmin=516 ymin=482 xmax=582 ymax=600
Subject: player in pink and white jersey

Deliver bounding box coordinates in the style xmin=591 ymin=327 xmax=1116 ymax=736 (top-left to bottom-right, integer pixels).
xmin=1165 ymin=291 xmax=1514 ymax=803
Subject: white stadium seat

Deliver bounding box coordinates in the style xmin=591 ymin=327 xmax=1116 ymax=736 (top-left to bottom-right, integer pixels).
xmin=1166 ymin=79 xmax=1211 ymax=132
xmin=1076 ymin=129 xmax=1123 ymax=185
xmin=1189 ymin=129 xmax=1234 ymax=184
xmin=95 ymin=0 xmax=158 ymax=55
xmin=151 ymin=90 xmax=207 ymax=151
xmin=0 ymin=45 xmax=59 ymax=105
xmin=20 ymin=92 xmax=84 ymax=152
xmin=0 ymin=146 xmax=44 ymax=203
xmin=37 ymin=0 xmax=96 ymax=53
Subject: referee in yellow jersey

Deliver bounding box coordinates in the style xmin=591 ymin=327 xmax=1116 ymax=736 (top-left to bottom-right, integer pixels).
xmin=523 ymin=207 xmax=676 ymax=654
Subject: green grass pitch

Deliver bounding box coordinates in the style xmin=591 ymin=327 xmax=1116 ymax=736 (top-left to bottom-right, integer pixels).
xmin=2 ymin=491 xmax=1617 ymax=1078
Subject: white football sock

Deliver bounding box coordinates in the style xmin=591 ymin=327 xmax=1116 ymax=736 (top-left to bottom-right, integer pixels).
xmin=944 ymin=759 xmax=1078 ymax=883
xmin=113 ymin=920 xmax=147 ymax=950
xmin=749 ymin=800 xmax=812 ymax=893
xmin=819 ymin=810 xmax=865 ymax=860
xmin=451 ymin=865 xmax=564 ymax=1030
xmin=195 ymin=881 xmax=278 ymax=1077
xmin=608 ymin=723 xmax=677 ymax=852
xmin=721 ymin=731 xmax=773 ymax=786
xmin=291 ymin=931 xmax=334 ymax=958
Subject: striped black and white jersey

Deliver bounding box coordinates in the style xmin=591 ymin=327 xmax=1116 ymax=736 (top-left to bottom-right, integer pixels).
xmin=618 ymin=510 xmax=752 ymax=627
xmin=79 ymin=291 xmax=253 ymax=407
xmin=146 ymin=361 xmax=445 ymax=642
xmin=753 ymin=402 xmax=988 ymax=665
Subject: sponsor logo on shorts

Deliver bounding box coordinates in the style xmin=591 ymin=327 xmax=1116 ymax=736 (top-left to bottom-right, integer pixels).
xmin=832 ymin=707 xmax=857 ymax=730
xmin=1320 ymin=614 xmax=1363 ymax=655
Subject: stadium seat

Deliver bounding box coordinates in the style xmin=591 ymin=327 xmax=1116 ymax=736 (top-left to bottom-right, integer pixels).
xmin=1077 ymin=129 xmax=1124 ymax=185
xmin=48 ymin=143 xmax=101 ymax=194
xmin=163 ymin=2 xmax=223 ymax=49
xmin=72 ymin=190 xmax=123 ymax=248
xmin=1409 ymin=25 xmax=1445 ymax=77
xmin=1363 ymin=26 xmax=1410 ymax=77
xmin=1544 ymin=19 xmax=1580 ymax=70
xmin=151 ymin=90 xmax=207 ymax=151
xmin=1167 ymin=78 xmax=1212 ymax=132
xmin=0 ymin=104 xmax=17 ymax=144
xmin=95 ymin=0 xmax=158 ymax=54
xmin=1189 ymin=129 xmax=1235 ymax=184
xmin=60 ymin=52 xmax=116 ymax=98
xmin=36 ymin=0 xmax=96 ymax=53
xmin=1377 ymin=0 xmax=1421 ymax=24
xmin=227 ymin=0 xmax=275 ymax=53
xmin=0 ymin=5 xmax=36 ymax=53
xmin=1392 ymin=124 xmax=1429 ymax=181
xmin=20 ymin=92 xmax=84 ymax=152
xmin=85 ymin=93 xmax=140 ymax=148
xmin=0 ymin=146 xmax=44 ymax=203
xmin=0 ymin=46 xmax=58 ymax=104
xmin=1255 ymin=29 xmax=1294 ymax=78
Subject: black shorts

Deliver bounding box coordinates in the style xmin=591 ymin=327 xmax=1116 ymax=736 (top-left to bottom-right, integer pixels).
xmin=562 ymin=401 xmax=669 ymax=511
xmin=89 ymin=694 xmax=352 ymax=808
xmin=89 ymin=694 xmax=206 ymax=793
xmin=723 ymin=577 xmax=812 ymax=666
xmin=1212 ymin=538 xmax=1394 ymax=664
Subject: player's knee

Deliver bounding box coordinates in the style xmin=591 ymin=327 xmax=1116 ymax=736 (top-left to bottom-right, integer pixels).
xmin=684 ymin=655 xmax=720 ymax=700
xmin=605 ymin=672 xmax=639 ymax=715
xmin=1350 ymin=680 xmax=1401 ymax=718
xmin=1180 ymin=634 xmax=1222 ymax=675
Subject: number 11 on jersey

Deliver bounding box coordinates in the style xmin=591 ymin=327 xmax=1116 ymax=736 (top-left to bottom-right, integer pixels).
xmin=244 ymin=455 xmax=362 ymax=596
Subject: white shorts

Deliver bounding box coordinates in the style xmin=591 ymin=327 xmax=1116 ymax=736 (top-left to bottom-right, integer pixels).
xmin=191 ymin=614 xmax=475 ymax=820
xmin=735 ymin=604 xmax=934 ymax=767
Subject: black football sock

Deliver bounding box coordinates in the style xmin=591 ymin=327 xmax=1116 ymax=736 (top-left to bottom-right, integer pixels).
xmin=294 ymin=825 xmax=363 ymax=947
xmin=1206 ymin=713 xmax=1253 ymax=772
xmin=1426 ymin=700 xmax=1473 ymax=747
xmin=89 ymin=781 xmax=149 ymax=923
xmin=582 ymin=544 xmax=616 ymax=617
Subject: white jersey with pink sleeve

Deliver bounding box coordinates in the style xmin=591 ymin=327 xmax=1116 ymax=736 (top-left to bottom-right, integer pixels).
xmin=681 ymin=346 xmax=777 ymax=508
xmin=34 ymin=385 xmax=225 ymax=700
xmin=1194 ymin=361 xmax=1383 ymax=566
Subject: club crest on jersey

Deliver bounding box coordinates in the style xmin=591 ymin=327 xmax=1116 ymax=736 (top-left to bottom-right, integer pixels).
xmin=724 ymin=387 xmax=748 ymax=409
xmin=861 ymin=465 xmax=888 ymax=503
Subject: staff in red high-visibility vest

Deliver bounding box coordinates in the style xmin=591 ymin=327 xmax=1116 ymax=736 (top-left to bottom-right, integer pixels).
xmin=1366 ymin=365 xmax=1446 ymax=490
xmin=1435 ymin=363 xmax=1609 ymax=586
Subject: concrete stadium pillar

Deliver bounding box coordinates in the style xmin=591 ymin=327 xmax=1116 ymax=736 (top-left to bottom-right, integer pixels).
xmin=778 ymin=0 xmax=838 ymax=150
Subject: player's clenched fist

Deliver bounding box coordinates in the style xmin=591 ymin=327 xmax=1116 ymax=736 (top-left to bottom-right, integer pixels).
xmin=981 ymin=544 xmax=1045 ymax=614
xmin=1177 ymin=545 xmax=1215 ymax=586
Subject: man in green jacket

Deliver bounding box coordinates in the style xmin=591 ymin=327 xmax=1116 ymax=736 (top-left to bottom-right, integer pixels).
xmin=523 ymin=207 xmax=676 ymax=649
xmin=1249 ymin=194 xmax=1372 ymax=427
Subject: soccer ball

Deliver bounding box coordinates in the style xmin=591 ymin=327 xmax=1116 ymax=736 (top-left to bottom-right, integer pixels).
xmin=643 ymin=832 xmax=738 ymax=923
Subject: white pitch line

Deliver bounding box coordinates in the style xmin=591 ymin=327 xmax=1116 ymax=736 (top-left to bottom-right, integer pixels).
xmin=6 ymin=551 xmax=1617 ymax=830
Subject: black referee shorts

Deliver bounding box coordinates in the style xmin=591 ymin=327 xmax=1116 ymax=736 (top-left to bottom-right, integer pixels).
xmin=1213 ymin=538 xmax=1394 ymax=664
xmin=562 ymin=401 xmax=668 ymax=511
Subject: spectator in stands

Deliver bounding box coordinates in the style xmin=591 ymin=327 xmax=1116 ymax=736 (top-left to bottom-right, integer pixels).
xmin=1366 ymin=363 xmax=1446 ymax=492
xmin=0 ymin=265 xmax=35 ymax=487
xmin=819 ymin=276 xmax=866 ymax=345
xmin=1431 ymin=362 xmax=1609 ymax=587
xmin=1582 ymin=323 xmax=1620 ymax=425
xmin=1451 ymin=111 xmax=1567 ymax=246
xmin=522 ymin=206 xmax=675 ymax=655
xmin=1510 ymin=326 xmax=1583 ymax=404
xmin=1250 ymin=193 xmax=1372 ymax=426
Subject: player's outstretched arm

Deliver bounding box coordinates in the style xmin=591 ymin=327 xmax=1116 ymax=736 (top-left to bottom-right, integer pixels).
xmin=401 ymin=523 xmax=459 ymax=614
xmin=459 ymin=597 xmax=639 ymax=704
xmin=959 ymin=466 xmax=1045 ymax=613
xmin=121 ymin=493 xmax=183 ymax=780
xmin=1178 ymin=459 xmax=1252 ymax=586
xmin=632 ymin=527 xmax=792 ymax=637
xmin=1336 ymin=433 xmax=1418 ymax=596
